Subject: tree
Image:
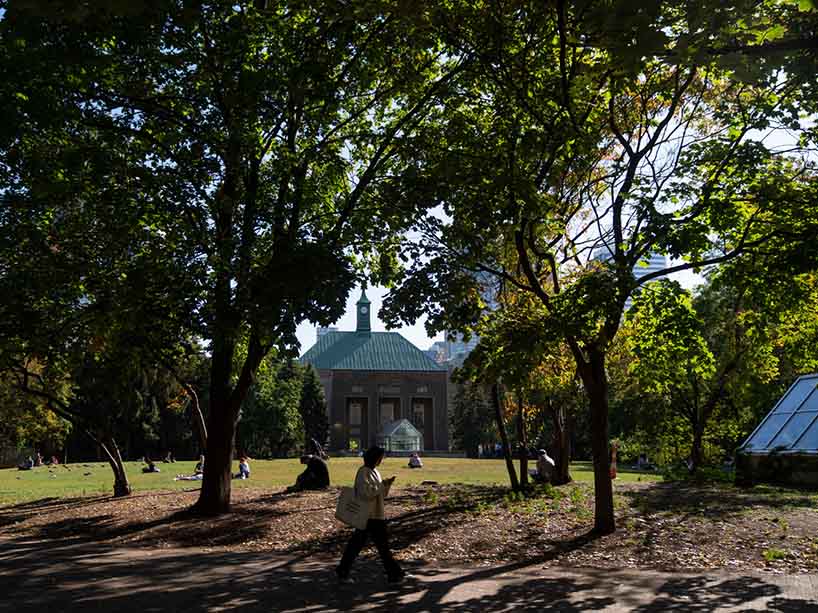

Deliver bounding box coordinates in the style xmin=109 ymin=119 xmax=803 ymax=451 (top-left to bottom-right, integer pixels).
xmin=450 ymin=381 xmax=496 ymax=458
xmin=615 ymin=265 xmax=818 ymax=472
xmin=237 ymin=356 xmax=303 ymax=458
xmin=1 ymin=1 xmax=467 ymax=512
xmin=623 ymin=280 xmax=718 ymax=472
xmin=299 ymin=364 xmax=328 ymax=451
xmin=0 ymin=372 xmax=71 ymax=457
xmin=383 ymin=1 xmax=818 ymax=532
xmin=3 ymin=327 xmax=188 ymax=496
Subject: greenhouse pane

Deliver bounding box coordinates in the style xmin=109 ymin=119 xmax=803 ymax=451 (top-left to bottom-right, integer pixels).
xmin=745 ymin=414 xmax=789 ymax=449
xmin=772 ymin=378 xmax=818 ymax=413
xmin=797 ymin=389 xmax=818 ymax=412
xmin=794 ymin=417 xmax=818 ymax=450
xmin=769 ymin=412 xmax=818 ymax=449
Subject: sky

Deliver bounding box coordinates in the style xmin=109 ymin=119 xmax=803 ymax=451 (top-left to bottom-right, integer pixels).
xmin=295 ymin=285 xmax=444 ymax=354
xmin=294 ymin=266 xmax=704 ymax=356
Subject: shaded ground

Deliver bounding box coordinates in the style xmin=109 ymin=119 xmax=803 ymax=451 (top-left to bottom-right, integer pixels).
xmin=0 ymin=537 xmax=816 ymax=613
xmin=0 ymin=480 xmax=817 ymax=573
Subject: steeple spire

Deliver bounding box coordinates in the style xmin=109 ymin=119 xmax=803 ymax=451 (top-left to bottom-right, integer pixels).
xmin=356 ymin=287 xmax=371 ymax=335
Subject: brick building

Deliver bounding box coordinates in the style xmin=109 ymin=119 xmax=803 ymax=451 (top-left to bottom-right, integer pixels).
xmin=300 ymin=290 xmax=448 ymax=452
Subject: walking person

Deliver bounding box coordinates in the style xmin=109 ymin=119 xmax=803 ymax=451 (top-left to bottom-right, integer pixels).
xmin=336 ymin=446 xmax=405 ymax=584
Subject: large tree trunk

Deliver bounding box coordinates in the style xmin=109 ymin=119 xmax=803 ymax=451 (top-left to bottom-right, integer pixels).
xmin=579 ymin=351 xmax=615 ymax=534
xmin=549 ymin=400 xmax=572 ymax=486
xmin=195 ymin=325 xmax=237 ymax=514
xmin=195 ymin=331 xmax=266 ymax=515
xmin=517 ymin=392 xmax=528 ymax=488
xmin=100 ymin=436 xmax=131 ymax=497
xmin=491 ymin=382 xmax=519 ymax=491
xmin=196 ymin=394 xmax=236 ymax=514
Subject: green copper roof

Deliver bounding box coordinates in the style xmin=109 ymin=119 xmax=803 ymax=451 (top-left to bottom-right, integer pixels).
xmin=300 ymin=331 xmax=446 ymax=372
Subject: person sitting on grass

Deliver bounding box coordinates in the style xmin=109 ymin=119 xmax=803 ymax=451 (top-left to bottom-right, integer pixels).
xmin=287 ymin=454 xmax=330 ymax=492
xmin=17 ymin=456 xmax=34 ymax=471
xmin=194 ymin=455 xmax=205 ymax=474
xmin=142 ymin=458 xmax=161 ymax=473
xmin=234 ymin=455 xmax=251 ymax=480
xmin=529 ymin=449 xmax=554 ymax=483
xmin=408 ymin=452 xmax=423 ymax=469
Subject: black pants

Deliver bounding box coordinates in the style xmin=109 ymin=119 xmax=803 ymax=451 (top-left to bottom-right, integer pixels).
xmin=337 ymin=519 xmax=402 ymax=578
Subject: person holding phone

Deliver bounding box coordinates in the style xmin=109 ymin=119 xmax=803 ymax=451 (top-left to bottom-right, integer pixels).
xmin=336 ymin=445 xmax=405 ymax=584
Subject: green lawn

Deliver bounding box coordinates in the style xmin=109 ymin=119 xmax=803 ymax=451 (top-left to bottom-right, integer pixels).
xmin=0 ymin=458 xmax=660 ymax=506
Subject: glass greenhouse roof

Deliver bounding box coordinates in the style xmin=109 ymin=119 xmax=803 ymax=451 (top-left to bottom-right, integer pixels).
xmin=742 ymin=374 xmax=818 ymax=453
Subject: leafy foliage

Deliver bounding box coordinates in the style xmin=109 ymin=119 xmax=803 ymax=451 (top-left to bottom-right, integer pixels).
xmin=450 ymin=382 xmax=496 ymax=458
xmin=299 ymin=364 xmax=329 ymax=450
xmin=0 ymin=0 xmax=467 ymax=511
xmin=381 ymin=0 xmax=818 ymax=532
xmin=237 ymin=358 xmax=304 ymax=459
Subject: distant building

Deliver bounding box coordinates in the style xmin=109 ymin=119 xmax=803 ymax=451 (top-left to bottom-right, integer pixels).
xmin=445 ymin=271 xmax=498 ymax=366
xmin=446 ymin=333 xmax=479 ymax=366
xmin=592 ymin=248 xmax=668 ymax=311
xmin=300 ymin=290 xmax=448 ymax=452
xmin=425 ymin=341 xmax=450 ymax=365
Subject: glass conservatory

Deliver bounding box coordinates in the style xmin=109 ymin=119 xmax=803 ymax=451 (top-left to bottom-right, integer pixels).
xmin=377 ymin=419 xmax=423 ymax=452
xmin=737 ymin=373 xmax=818 ymax=487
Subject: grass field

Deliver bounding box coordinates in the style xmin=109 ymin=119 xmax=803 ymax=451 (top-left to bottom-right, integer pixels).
xmin=0 ymin=457 xmax=660 ymax=506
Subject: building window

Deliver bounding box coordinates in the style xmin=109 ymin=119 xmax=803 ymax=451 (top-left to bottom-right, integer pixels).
xmin=380 ymin=400 xmax=396 ymax=425
xmin=378 ymin=386 xmax=400 ymax=395
xmin=349 ymin=402 xmax=362 ymax=425
xmin=413 ymin=402 xmax=425 ymax=429
xmin=351 ymin=385 xmax=364 ymax=394
xmin=416 ymin=385 xmax=429 ymax=394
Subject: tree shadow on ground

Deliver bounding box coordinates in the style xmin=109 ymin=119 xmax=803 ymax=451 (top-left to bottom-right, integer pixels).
xmin=0 ymin=535 xmax=814 ymax=613
xmin=285 ymin=484 xmax=510 ymax=558
xmin=620 ymin=481 xmax=817 ymax=521
xmin=0 ymin=495 xmax=112 ymax=529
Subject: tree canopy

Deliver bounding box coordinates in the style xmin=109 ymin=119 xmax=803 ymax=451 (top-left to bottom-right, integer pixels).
xmin=0 ymin=0 xmax=466 ymax=512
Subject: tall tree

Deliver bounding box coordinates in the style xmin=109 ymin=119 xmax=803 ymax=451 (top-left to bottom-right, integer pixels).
xmin=0 ymin=372 xmax=71 ymax=457
xmin=1 ymin=1 xmax=466 ymax=512
xmin=450 ymin=381 xmax=496 ymax=458
xmin=299 ymin=364 xmax=329 ymax=450
xmin=383 ymin=1 xmax=818 ymax=532
xmin=237 ymin=356 xmax=304 ymax=458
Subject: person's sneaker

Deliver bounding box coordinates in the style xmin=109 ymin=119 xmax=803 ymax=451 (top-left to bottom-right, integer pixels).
xmin=388 ymin=572 xmax=415 ymax=584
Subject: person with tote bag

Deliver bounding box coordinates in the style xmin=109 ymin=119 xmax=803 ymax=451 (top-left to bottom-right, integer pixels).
xmin=336 ymin=445 xmax=405 ymax=584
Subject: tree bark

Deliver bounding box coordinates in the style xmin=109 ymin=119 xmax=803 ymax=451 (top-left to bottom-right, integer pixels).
xmin=196 ymin=394 xmax=236 ymax=514
xmin=517 ymin=392 xmax=528 ymax=488
xmin=99 ymin=435 xmax=131 ymax=497
xmin=550 ymin=401 xmax=572 ymax=486
xmin=491 ymin=382 xmax=519 ymax=491
xmin=194 ymin=329 xmax=237 ymax=514
xmin=194 ymin=331 xmax=266 ymax=515
xmin=578 ymin=351 xmax=615 ymax=534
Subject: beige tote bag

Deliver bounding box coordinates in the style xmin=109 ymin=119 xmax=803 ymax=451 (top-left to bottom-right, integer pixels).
xmin=335 ymin=486 xmax=369 ymax=530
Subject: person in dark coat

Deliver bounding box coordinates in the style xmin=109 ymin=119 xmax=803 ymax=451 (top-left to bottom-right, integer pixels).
xmin=288 ymin=454 xmax=330 ymax=491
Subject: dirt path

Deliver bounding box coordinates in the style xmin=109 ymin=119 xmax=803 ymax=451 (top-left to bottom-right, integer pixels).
xmin=1 ymin=535 xmax=817 ymax=612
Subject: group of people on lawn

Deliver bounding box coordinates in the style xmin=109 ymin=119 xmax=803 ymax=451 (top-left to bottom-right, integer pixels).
xmin=17 ymin=452 xmax=59 ymax=470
